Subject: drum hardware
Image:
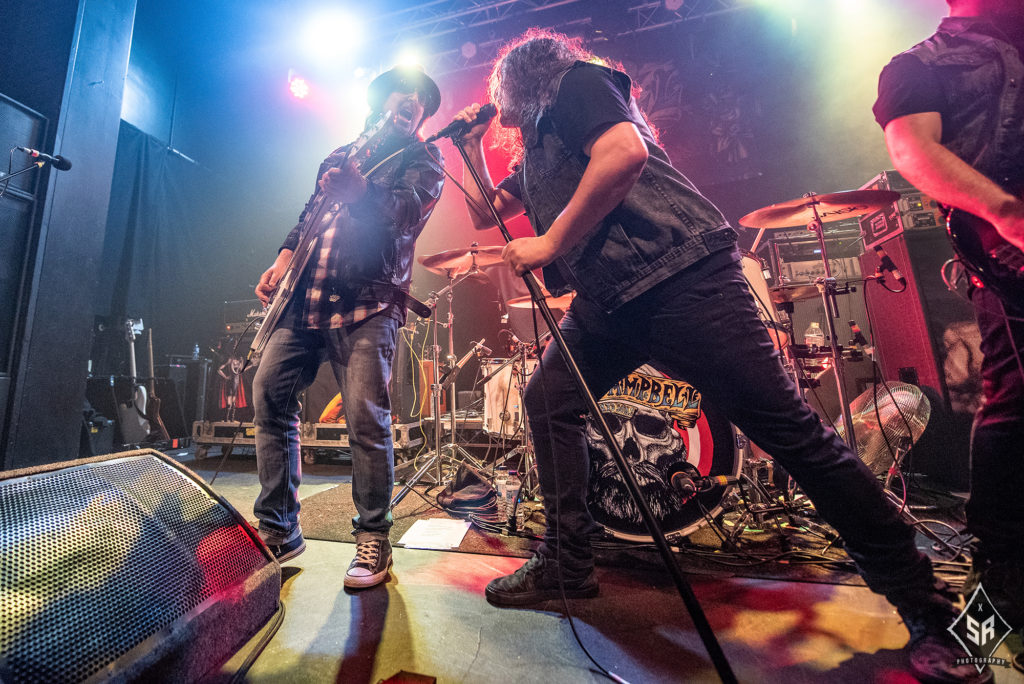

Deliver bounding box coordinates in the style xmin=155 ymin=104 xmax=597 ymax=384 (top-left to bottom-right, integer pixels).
xmin=740 ymin=189 xmax=899 ymax=451
xmin=390 ymin=247 xmax=493 ymax=510
xmin=479 ymin=337 xmax=541 ymax=500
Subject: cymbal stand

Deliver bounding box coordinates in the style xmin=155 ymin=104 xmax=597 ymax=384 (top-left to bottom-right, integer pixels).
xmin=390 ymin=266 xmax=485 ymax=509
xmin=806 ymin=195 xmax=857 ymax=451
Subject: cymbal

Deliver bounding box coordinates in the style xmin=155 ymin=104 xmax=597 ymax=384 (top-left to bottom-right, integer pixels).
xmin=738 ymin=190 xmax=900 ymax=229
xmin=418 ymin=245 xmax=504 ymax=275
xmin=769 ymin=284 xmax=820 ymax=304
xmin=506 ymin=291 xmax=576 ymax=310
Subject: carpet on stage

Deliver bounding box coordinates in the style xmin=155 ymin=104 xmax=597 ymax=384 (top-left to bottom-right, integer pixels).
xmin=297 ymin=481 xmax=869 ymax=587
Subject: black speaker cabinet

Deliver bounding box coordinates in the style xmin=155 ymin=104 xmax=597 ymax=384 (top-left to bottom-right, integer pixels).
xmin=0 ymin=450 xmax=281 ymax=683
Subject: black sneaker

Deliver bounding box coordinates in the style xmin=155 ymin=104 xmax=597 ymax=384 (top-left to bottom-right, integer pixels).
xmin=266 ymin=534 xmax=306 ymax=563
xmin=485 ymin=554 xmax=598 ymax=607
xmin=344 ymin=537 xmax=392 ymax=589
xmin=897 ymin=597 xmax=993 ymax=684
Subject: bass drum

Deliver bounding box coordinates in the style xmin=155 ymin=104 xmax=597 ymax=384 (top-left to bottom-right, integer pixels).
xmin=586 ymin=364 xmax=740 ymax=542
xmin=741 ymin=252 xmax=789 ymax=350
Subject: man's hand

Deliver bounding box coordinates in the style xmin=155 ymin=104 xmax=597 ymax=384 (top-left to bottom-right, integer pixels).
xmin=255 ymin=249 xmax=293 ymax=305
xmin=453 ymin=103 xmax=492 ymax=143
xmin=319 ymin=161 xmax=367 ymax=203
xmin=502 ymin=235 xmax=558 ymax=276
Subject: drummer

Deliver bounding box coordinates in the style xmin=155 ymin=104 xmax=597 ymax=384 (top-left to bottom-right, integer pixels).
xmin=451 ymin=29 xmax=973 ymax=681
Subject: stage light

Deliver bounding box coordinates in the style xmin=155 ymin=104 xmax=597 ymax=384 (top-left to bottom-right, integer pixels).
xmin=289 ymin=75 xmax=310 ymax=100
xmin=303 ymin=9 xmax=363 ymax=61
xmin=396 ymin=50 xmax=423 ymax=68
xmin=461 ymin=41 xmax=477 ymax=59
xmin=664 ymin=0 xmax=685 ymax=11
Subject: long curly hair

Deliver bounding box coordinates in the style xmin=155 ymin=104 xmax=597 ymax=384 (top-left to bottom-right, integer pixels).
xmin=487 ymin=29 xmax=599 ymax=167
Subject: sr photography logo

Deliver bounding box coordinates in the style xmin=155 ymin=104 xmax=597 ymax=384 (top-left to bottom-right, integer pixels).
xmin=948 ymin=584 xmax=1013 ymax=673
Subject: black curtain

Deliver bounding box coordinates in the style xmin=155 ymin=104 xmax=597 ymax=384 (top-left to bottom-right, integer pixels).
xmin=94 ymin=121 xmax=241 ymax=377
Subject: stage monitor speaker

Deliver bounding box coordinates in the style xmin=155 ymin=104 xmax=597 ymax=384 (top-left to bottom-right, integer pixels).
xmin=0 ymin=450 xmax=281 ymax=683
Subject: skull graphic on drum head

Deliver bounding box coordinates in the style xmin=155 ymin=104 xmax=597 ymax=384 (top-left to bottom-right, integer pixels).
xmin=585 ymin=365 xmax=740 ymax=541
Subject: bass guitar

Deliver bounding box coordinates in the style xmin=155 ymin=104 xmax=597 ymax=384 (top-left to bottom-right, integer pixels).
xmin=947 ymin=197 xmax=1024 ymax=303
xmin=247 ymin=110 xmax=394 ymax=365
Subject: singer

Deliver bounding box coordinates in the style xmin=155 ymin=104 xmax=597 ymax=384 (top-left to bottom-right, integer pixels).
xmin=250 ymin=65 xmax=444 ymax=588
xmin=454 ymin=28 xmax=966 ymax=681
xmin=876 ymin=1 xmax=1024 ymax=680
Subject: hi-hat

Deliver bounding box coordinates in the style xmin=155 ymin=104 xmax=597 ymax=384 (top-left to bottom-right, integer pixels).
xmin=506 ymin=291 xmax=576 ymax=310
xmin=738 ymin=190 xmax=900 ymax=229
xmin=418 ymin=245 xmax=504 ymax=275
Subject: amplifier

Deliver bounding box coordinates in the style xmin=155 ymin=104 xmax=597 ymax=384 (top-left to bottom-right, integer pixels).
xmin=858 ymin=169 xmax=945 ymax=249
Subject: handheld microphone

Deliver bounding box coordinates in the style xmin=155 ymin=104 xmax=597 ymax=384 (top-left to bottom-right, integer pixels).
xmin=425 ymin=103 xmax=498 ymax=143
xmin=873 ymin=245 xmax=907 ymax=287
xmin=668 ymin=463 xmax=741 ymax=501
xmin=16 ymin=147 xmax=72 ymax=171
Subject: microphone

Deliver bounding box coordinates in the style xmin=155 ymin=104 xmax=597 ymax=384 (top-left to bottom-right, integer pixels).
xmin=425 ymin=103 xmax=498 ymax=143
xmin=439 ymin=339 xmax=488 ymax=388
xmin=17 ymin=147 xmax=72 ymax=171
xmin=873 ymin=245 xmax=907 ymax=287
xmin=668 ymin=463 xmax=741 ymax=501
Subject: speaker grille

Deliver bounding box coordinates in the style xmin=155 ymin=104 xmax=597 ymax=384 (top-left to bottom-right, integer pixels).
xmin=0 ymin=455 xmax=267 ymax=683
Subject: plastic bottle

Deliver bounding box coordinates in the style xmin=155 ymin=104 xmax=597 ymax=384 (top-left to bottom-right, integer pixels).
xmin=505 ymin=470 xmax=522 ymax=531
xmin=494 ymin=466 xmax=509 ymax=524
xmin=192 ymin=343 xmax=200 ymax=360
xmin=804 ymin=321 xmax=825 ymax=348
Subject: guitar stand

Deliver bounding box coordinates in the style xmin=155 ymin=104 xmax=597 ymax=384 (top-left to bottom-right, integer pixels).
xmin=390 ymin=269 xmax=487 ymax=509
xmin=450 ymin=135 xmax=737 ymax=683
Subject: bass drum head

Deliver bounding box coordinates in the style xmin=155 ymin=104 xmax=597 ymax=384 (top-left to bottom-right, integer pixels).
xmin=586 ymin=364 xmax=740 ymax=542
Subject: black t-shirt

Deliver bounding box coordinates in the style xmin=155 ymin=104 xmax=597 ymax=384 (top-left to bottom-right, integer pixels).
xmin=873 ymin=16 xmax=1024 ymax=131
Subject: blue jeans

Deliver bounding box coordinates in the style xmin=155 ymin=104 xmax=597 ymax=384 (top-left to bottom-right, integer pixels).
xmin=524 ymin=259 xmax=937 ymax=599
xmin=252 ymin=307 xmax=398 ymax=544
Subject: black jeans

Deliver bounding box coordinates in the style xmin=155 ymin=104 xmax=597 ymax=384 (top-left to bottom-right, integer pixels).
xmin=967 ymin=287 xmax=1024 ymax=563
xmin=524 ymin=259 xmax=936 ymax=599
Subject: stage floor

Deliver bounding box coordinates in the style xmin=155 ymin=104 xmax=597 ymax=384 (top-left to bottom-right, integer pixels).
xmin=171 ymin=447 xmax=1023 ymax=683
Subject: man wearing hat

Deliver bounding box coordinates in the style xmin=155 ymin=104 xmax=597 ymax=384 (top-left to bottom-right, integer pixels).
xmin=251 ymin=66 xmax=444 ymax=588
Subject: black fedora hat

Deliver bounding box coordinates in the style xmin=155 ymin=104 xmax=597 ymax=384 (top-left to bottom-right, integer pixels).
xmin=367 ymin=65 xmax=441 ymax=121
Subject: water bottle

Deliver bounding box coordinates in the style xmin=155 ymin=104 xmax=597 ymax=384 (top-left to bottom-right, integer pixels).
xmin=804 ymin=321 xmax=825 ymax=349
xmin=505 ymin=470 xmax=522 ymax=531
xmin=192 ymin=343 xmax=200 ymax=360
xmin=494 ymin=466 xmax=509 ymax=523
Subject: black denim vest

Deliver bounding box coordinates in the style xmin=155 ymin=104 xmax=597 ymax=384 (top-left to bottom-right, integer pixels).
xmin=514 ymin=62 xmax=736 ymax=312
xmin=901 ymin=17 xmax=1024 ymax=190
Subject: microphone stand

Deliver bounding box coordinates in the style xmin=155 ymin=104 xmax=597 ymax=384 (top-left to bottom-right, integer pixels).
xmin=451 ymin=135 xmax=736 ymax=684
xmin=0 ymin=162 xmax=47 ymax=190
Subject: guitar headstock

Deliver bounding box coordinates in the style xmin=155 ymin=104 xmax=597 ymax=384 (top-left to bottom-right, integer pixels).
xmin=124 ymin=318 xmax=144 ymax=342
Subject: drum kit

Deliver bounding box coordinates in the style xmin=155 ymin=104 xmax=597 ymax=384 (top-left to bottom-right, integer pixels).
xmin=397 ymin=188 xmax=900 ymax=544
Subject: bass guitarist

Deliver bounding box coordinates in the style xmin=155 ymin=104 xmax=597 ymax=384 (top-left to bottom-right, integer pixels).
xmin=875 ymin=0 xmax=1024 ymax=674
xmin=251 ymin=66 xmax=444 ymax=590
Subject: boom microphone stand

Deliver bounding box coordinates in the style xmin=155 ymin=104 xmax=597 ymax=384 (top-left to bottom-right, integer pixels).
xmin=450 ymin=135 xmax=736 ymax=683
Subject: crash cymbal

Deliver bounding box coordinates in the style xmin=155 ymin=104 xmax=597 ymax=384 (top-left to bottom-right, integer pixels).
xmin=506 ymin=291 xmax=576 ymax=310
xmin=769 ymin=284 xmax=820 ymax=304
xmin=738 ymin=189 xmax=900 ymax=229
xmin=418 ymin=245 xmax=504 ymax=275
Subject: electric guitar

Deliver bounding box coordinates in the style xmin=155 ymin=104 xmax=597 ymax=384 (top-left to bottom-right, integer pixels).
xmin=248 ymin=110 xmax=395 ymax=364
xmin=947 ymin=195 xmax=1024 ymax=303
xmin=144 ymin=328 xmax=170 ymax=442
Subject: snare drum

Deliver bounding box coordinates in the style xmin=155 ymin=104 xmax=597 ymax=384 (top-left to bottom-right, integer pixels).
xmin=586 ymin=364 xmax=741 ymax=542
xmin=741 ymin=252 xmax=789 ymax=349
xmin=480 ymin=357 xmax=539 ymax=437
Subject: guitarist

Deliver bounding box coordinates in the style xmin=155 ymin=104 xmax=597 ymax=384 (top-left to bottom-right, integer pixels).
xmin=875 ymin=0 xmax=1024 ymax=674
xmin=251 ymin=66 xmax=444 ymax=588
